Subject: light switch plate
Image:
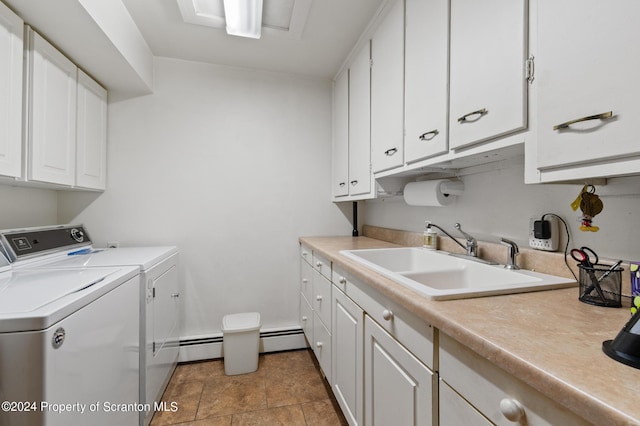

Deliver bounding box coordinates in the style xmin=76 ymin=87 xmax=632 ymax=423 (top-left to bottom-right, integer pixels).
xmin=529 ymin=217 xmax=559 ymax=251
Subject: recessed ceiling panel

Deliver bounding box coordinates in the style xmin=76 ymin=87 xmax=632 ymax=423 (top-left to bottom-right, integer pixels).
xmin=177 ymin=0 xmax=308 ymax=37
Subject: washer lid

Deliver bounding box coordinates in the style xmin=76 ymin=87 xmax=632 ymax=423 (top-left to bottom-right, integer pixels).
xmin=30 ymin=246 xmax=178 ymax=271
xmin=0 ymin=268 xmax=117 ymax=313
xmin=0 ymin=266 xmax=138 ymax=332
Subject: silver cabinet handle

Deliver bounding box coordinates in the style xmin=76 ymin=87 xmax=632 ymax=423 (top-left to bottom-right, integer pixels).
xmin=350 ymin=180 xmax=358 ymax=186
xmin=316 ymin=295 xmax=323 ymax=301
xmin=339 ymin=182 xmax=346 ymax=187
xmin=384 ymin=147 xmax=398 ymax=156
xmin=419 ymin=130 xmax=439 ymax=141
xmin=339 ymin=277 xmax=347 ymax=284
xmin=382 ymin=309 xmax=393 ymax=321
xmin=457 ymin=108 xmax=488 ymax=123
xmin=171 ymin=293 xmax=180 ymax=298
xmin=553 ymin=111 xmax=613 ymax=130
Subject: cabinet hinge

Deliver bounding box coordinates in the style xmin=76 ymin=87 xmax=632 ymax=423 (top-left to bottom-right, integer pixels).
xmin=526 ymin=55 xmax=535 ymax=84
xmin=369 ymin=59 xmax=373 ymax=69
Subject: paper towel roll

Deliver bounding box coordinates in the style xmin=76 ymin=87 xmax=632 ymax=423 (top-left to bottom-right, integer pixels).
xmin=403 ymin=179 xmax=464 ymax=207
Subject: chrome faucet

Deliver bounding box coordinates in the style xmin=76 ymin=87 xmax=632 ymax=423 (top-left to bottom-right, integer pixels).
xmin=427 ymin=222 xmax=477 ymax=257
xmin=500 ymin=238 xmax=520 ymax=269
xmin=454 ymin=223 xmax=477 ymax=257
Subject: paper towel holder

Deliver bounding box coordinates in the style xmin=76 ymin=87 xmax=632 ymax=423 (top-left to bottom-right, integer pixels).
xmin=439 ymin=179 xmax=465 ymax=197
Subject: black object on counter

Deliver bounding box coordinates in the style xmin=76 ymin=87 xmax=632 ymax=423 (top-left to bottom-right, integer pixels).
xmin=603 ymin=308 xmax=640 ymax=369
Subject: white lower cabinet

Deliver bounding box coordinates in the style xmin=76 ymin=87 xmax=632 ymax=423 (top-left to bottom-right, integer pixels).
xmin=364 ymin=316 xmax=437 ymax=426
xmin=300 ymin=246 xmax=314 ymax=343
xmin=299 ymin=246 xmax=333 ymax=383
xmin=300 ymin=293 xmax=313 ymax=343
xmin=313 ymin=312 xmax=332 ymax=383
xmin=331 ymin=265 xmax=436 ymax=426
xmin=439 ymin=333 xmax=590 ymax=426
xmin=332 ymin=285 xmax=363 ymax=426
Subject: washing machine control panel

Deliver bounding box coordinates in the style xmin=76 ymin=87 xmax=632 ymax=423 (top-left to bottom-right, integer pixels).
xmin=0 ymin=225 xmax=92 ymax=262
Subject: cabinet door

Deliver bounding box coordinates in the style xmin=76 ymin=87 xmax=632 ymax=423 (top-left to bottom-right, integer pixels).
xmin=404 ymin=0 xmax=449 ymax=163
xmin=332 ymin=287 xmax=363 ymax=426
xmin=371 ymin=0 xmax=404 ymax=173
xmin=300 ymin=259 xmax=313 ymax=307
xmin=449 ymin=0 xmax=527 ymax=149
xmin=76 ymin=69 xmax=107 ymax=190
xmin=332 ymin=69 xmax=349 ymax=198
xmin=312 ymin=269 xmax=332 ymax=329
xmin=0 ymin=2 xmax=23 ymax=178
xmin=27 ymin=28 xmax=77 ymax=186
xmin=348 ymin=42 xmax=372 ymax=196
xmin=536 ymin=0 xmax=640 ymax=170
xmin=439 ymin=379 xmax=492 ymax=426
xmin=364 ymin=316 xmax=436 ymax=426
xmin=313 ymin=312 xmax=332 ymax=383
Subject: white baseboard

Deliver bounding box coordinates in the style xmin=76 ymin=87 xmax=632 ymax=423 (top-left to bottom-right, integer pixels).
xmin=178 ymin=326 xmax=308 ymax=363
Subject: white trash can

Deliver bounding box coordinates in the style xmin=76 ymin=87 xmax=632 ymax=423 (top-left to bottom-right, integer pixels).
xmin=221 ymin=312 xmax=261 ymax=375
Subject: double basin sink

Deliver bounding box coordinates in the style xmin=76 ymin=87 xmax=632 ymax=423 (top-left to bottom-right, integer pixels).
xmin=340 ymin=247 xmax=575 ymax=300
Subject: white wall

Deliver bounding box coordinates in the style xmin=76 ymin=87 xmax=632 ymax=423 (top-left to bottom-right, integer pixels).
xmin=58 ymin=57 xmax=353 ymax=340
xmin=365 ymin=162 xmax=640 ymax=263
xmin=0 ymin=185 xmax=57 ymax=230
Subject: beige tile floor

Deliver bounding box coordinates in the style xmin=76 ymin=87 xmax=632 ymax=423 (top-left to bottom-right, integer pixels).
xmin=150 ymin=349 xmax=348 ymax=426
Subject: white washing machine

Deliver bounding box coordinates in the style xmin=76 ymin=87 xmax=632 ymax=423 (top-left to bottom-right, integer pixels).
xmin=0 ymin=225 xmax=180 ymax=426
xmin=0 ymin=233 xmax=140 ymax=426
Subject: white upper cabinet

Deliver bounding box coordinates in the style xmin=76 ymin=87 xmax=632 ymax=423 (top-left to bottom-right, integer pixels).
xmin=24 ymin=27 xmax=107 ymax=191
xmin=332 ymin=69 xmax=349 ymax=198
xmin=26 ymin=27 xmax=78 ymax=187
xmin=449 ymin=0 xmax=528 ymax=150
xmin=348 ymin=42 xmax=373 ymax=198
xmin=535 ymin=0 xmax=640 ymax=177
xmin=76 ymin=69 xmax=107 ymax=190
xmin=371 ymin=0 xmax=404 ymax=173
xmin=0 ymin=2 xmax=23 ymax=178
xmin=404 ymin=0 xmax=449 ymax=164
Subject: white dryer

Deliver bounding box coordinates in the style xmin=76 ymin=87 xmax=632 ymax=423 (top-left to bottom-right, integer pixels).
xmin=1 ymin=225 xmax=180 ymax=426
xmin=0 ymin=237 xmax=140 ymax=426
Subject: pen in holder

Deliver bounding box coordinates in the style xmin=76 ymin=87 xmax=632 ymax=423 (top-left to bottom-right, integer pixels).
xmin=578 ymin=262 xmax=623 ymax=307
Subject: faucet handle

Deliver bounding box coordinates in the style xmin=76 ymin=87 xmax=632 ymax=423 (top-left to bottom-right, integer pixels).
xmin=500 ymin=238 xmax=519 ymax=252
xmin=455 ymin=223 xmax=477 ymax=257
xmin=500 ymin=238 xmax=520 ymax=269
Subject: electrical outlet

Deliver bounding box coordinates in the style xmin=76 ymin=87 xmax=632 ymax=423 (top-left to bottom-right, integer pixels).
xmin=529 ymin=217 xmax=559 ymax=251
xmin=107 ymin=241 xmax=119 ymax=249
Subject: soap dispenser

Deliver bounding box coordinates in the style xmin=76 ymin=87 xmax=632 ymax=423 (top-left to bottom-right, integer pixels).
xmin=424 ymin=221 xmax=437 ymax=250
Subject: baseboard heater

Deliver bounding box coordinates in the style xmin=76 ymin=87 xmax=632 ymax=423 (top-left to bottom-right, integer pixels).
xmin=178 ymin=326 xmax=307 ymax=362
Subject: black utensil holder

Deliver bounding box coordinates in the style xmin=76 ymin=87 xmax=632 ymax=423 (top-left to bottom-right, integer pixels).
xmin=578 ymin=263 xmax=623 ymax=307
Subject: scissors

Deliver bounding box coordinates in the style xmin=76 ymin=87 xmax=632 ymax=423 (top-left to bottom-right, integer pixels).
xmin=571 ymin=246 xmax=607 ymax=305
xmin=570 ymin=246 xmax=599 ymax=268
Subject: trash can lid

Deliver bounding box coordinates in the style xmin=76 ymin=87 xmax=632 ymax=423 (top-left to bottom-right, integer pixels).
xmin=222 ymin=312 xmax=261 ymax=332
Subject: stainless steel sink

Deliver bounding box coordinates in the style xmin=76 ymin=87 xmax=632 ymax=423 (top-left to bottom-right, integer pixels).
xmin=340 ymin=247 xmax=576 ymax=300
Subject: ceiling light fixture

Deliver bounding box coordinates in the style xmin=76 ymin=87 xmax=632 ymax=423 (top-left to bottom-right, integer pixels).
xmin=223 ymin=0 xmax=263 ymax=39
xmin=178 ymin=0 xmax=311 ymax=39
